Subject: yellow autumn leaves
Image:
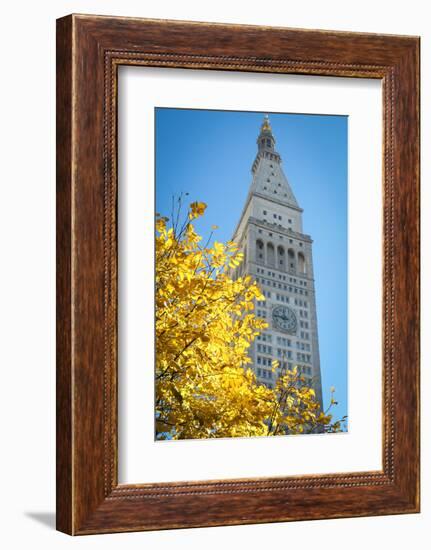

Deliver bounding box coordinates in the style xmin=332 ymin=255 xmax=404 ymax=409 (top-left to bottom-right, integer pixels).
xmin=189 ymin=201 xmax=207 ymax=220
xmin=155 ymin=200 xmax=341 ymax=439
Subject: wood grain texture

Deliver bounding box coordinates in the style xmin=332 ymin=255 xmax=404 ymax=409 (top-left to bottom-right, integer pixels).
xmin=56 ymin=14 xmax=420 ymax=535
xmin=56 ymin=15 xmax=73 ymax=535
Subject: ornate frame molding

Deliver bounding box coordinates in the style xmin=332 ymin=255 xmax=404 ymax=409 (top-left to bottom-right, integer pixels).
xmin=57 ymin=15 xmax=419 ymax=534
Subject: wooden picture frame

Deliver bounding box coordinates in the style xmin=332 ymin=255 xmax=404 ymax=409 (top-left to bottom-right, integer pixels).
xmin=56 ymin=14 xmax=420 ymax=535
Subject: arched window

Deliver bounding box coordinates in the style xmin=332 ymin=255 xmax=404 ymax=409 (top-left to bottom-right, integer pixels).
xmin=277 ymin=245 xmax=285 ymax=270
xmin=298 ymin=252 xmax=306 ymax=274
xmin=266 ymin=138 xmax=271 ymax=147
xmin=267 ymin=243 xmax=275 ymax=267
xmin=256 ymin=239 xmax=264 ymax=263
xmin=288 ymin=248 xmax=296 ymax=273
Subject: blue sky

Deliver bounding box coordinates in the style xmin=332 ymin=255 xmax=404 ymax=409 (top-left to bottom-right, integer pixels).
xmin=155 ymin=108 xmax=348 ymax=424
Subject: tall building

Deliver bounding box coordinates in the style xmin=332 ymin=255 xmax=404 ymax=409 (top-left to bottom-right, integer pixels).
xmin=232 ymin=115 xmax=323 ymax=408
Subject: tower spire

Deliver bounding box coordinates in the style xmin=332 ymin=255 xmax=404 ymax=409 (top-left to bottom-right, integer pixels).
xmin=249 ymin=115 xmax=300 ymax=209
xmin=257 ymin=114 xmax=276 ymax=153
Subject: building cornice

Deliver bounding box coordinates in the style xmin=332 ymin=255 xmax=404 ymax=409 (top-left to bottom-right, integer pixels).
xmin=252 ymin=191 xmax=304 ymax=213
xmin=234 ymin=213 xmax=313 ymax=245
xmin=232 ymin=191 xmax=304 ymax=239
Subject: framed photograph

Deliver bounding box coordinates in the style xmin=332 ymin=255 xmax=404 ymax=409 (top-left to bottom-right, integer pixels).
xmin=56 ymin=14 xmax=420 ymax=535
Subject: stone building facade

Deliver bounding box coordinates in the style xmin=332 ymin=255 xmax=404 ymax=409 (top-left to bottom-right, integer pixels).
xmin=232 ymin=116 xmax=323 ymax=408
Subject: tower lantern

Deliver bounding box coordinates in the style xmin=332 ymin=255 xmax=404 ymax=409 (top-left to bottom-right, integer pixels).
xmin=257 ymin=114 xmax=276 ymax=152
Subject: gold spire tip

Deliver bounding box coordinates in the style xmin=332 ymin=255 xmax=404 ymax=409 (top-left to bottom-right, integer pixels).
xmin=261 ymin=114 xmax=272 ymax=132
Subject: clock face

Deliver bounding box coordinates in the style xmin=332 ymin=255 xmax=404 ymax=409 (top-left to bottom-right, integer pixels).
xmin=272 ymin=305 xmax=297 ymax=334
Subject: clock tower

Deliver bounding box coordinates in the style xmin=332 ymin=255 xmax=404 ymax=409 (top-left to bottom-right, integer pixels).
xmin=232 ymin=115 xmax=323 ymax=409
